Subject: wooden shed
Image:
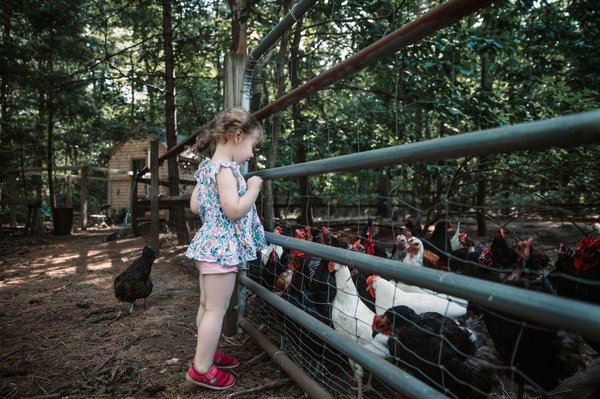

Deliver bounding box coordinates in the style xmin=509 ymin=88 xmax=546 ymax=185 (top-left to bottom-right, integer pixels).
xmin=106 ymin=135 xmax=198 ymax=224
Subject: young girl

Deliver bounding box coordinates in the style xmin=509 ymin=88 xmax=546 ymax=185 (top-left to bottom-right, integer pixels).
xmin=185 ymin=107 xmax=266 ymax=390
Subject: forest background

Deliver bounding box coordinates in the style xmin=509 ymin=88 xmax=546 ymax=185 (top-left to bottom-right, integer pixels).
xmin=1 ymin=0 xmax=599 ymax=233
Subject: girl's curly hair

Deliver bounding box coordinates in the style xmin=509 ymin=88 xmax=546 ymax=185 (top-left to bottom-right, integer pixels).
xmin=195 ymin=107 xmax=264 ymax=154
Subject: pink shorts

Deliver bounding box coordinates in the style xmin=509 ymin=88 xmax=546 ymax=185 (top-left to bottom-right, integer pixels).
xmin=195 ymin=261 xmax=238 ymax=275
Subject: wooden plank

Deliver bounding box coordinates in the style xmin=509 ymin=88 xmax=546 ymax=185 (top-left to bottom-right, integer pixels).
xmin=150 ymin=141 xmax=160 ymax=254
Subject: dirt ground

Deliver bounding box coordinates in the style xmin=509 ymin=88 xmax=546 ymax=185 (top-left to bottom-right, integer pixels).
xmin=0 ymin=229 xmax=306 ymax=399
xmin=1 ymin=218 xmax=598 ymax=399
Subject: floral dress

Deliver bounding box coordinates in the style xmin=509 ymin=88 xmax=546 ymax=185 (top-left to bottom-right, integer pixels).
xmin=185 ymin=159 xmax=266 ymax=267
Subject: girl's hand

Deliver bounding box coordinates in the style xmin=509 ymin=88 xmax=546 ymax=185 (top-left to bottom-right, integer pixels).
xmin=247 ymin=176 xmax=263 ymax=192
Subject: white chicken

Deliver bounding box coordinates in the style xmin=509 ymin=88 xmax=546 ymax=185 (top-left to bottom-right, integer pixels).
xmin=365 ymin=274 xmax=467 ymax=320
xmin=328 ymin=262 xmax=389 ymax=399
xmin=403 ymin=236 xmax=424 ymax=267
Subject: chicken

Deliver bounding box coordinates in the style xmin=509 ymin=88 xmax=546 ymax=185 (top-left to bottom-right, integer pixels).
xmin=275 ymin=226 xmax=312 ymax=293
xmin=402 ymin=218 xmax=422 ymax=237
xmin=489 ymin=228 xmax=517 ymax=271
xmin=372 ymin=305 xmax=497 ymax=399
xmin=402 ymin=235 xmax=441 ymax=270
xmin=442 ymin=231 xmax=486 ymax=274
xmin=390 ymin=234 xmax=408 ymax=261
xmin=328 ymin=262 xmax=389 ymax=399
xmin=547 ymin=243 xmax=578 ymax=298
xmin=357 ymin=219 xmax=388 ymax=258
xmin=549 ymin=356 xmax=600 ymax=399
xmin=478 ymin=246 xmax=585 ymax=399
xmin=349 ymin=222 xmax=387 ymax=314
xmin=365 ymin=274 xmax=467 ymax=320
xmin=281 ymin=252 xmax=338 ymax=366
xmin=403 ymin=236 xmax=425 ymax=267
xmin=421 ymin=220 xmax=453 ymax=259
xmin=547 ymin=236 xmax=600 ymax=352
xmin=250 ymin=225 xmax=288 ymax=292
xmin=114 ymin=245 xmax=156 ymax=314
xmin=571 ymin=236 xmax=600 ymax=304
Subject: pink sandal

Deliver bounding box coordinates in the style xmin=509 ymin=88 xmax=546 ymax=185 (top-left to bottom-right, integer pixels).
xmin=186 ymin=363 xmax=236 ymax=390
xmin=214 ymin=348 xmax=240 ymax=369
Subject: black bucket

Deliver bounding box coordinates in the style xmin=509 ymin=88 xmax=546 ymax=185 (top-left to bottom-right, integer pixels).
xmin=52 ymin=207 xmax=74 ymax=235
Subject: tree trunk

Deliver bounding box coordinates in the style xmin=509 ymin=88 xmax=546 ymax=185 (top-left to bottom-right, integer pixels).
xmin=228 ymin=0 xmax=247 ymax=54
xmin=290 ymin=19 xmax=312 ymax=227
xmin=163 ymin=0 xmax=187 ymax=244
xmin=475 ymin=52 xmax=494 ymax=237
xmin=262 ymin=0 xmax=292 ymax=231
xmin=376 ymin=169 xmax=392 ymax=218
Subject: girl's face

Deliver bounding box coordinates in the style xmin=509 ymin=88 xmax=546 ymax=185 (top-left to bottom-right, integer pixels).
xmin=233 ymin=130 xmax=260 ymax=164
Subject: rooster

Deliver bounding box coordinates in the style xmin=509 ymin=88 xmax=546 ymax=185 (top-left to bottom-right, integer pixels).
xmin=372 ymin=305 xmax=497 ymax=399
xmin=329 ymin=262 xmax=389 ymax=399
xmin=365 ymin=275 xmax=467 ymax=320
xmin=114 ymin=245 xmax=156 ymax=314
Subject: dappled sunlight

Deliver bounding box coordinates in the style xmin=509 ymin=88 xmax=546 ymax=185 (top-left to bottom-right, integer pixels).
xmin=44 ymin=266 xmax=78 ymax=277
xmin=48 ymin=254 xmax=80 ymax=265
xmin=86 ymin=262 xmax=116 ymax=271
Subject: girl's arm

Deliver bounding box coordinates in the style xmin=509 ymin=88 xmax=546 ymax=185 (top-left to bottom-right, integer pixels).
xmin=190 ymin=183 xmax=200 ymax=215
xmin=216 ymin=168 xmax=262 ymax=221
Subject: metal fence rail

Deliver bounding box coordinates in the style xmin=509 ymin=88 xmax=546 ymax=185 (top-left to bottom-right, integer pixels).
xmin=247 ymin=110 xmax=600 ymax=180
xmin=241 ymin=276 xmax=449 ymax=399
xmin=255 ymin=232 xmax=600 ymax=343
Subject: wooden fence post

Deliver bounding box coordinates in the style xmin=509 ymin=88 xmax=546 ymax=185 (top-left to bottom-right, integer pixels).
xmin=9 ymin=172 xmax=17 ymax=226
xmin=81 ymin=166 xmax=88 ymax=230
xmin=222 ymin=52 xmax=247 ymax=337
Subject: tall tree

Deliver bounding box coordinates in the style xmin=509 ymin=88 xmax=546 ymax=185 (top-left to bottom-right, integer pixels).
xmin=162 ymin=0 xmax=187 ymax=244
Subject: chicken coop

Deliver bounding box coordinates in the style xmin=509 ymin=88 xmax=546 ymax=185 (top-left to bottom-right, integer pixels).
xmin=141 ymin=1 xmax=600 ymax=398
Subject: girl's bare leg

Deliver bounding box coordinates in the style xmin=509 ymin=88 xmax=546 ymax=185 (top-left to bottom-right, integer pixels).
xmin=193 ymin=272 xmax=237 ymax=373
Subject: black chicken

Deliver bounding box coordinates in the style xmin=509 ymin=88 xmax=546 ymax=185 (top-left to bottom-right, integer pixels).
xmin=421 ymin=220 xmax=453 ymax=260
xmin=372 ymin=305 xmax=497 ymax=399
xmin=547 ymin=243 xmax=578 ymax=297
xmin=547 ymin=236 xmax=600 ymax=352
xmin=249 ymin=225 xmax=290 ymax=292
xmin=479 ymin=276 xmax=585 ymax=399
xmin=549 ymin=356 xmax=600 ymax=399
xmin=114 ymin=245 xmax=156 ymax=314
xmin=443 ymin=231 xmax=486 ymax=275
xmin=351 ymin=221 xmax=388 ymax=313
xmin=280 ymin=227 xmax=341 ymax=368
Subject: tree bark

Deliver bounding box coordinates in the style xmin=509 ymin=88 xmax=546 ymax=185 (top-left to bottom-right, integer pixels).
xmin=475 ymin=52 xmax=494 ymax=237
xmin=163 ymin=0 xmax=188 ymax=244
xmin=262 ymin=0 xmax=292 ymax=231
xmin=290 ymin=19 xmax=312 ymax=227
xmin=228 ymin=0 xmax=247 ymax=54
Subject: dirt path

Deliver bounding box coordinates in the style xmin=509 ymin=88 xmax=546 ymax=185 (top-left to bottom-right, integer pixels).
xmin=0 ymin=230 xmax=304 ymax=399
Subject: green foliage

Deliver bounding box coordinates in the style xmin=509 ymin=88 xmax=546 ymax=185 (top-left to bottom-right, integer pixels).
xmin=1 ymin=0 xmax=598 ymax=218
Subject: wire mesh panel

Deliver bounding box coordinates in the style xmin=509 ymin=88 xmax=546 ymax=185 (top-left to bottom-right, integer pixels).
xmin=152 ymin=0 xmax=600 ymax=398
